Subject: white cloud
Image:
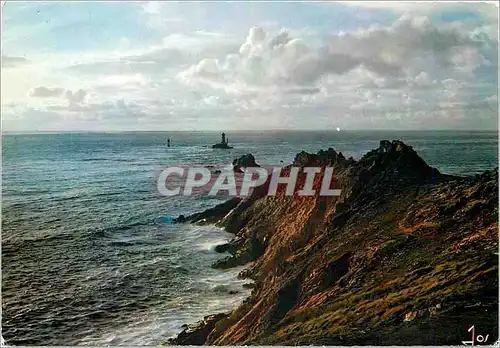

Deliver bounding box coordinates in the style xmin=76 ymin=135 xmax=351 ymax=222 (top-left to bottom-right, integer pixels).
xmin=179 ymin=16 xmax=495 ymax=103
xmin=1 ymin=3 xmax=497 ymax=131
xmin=28 ymin=86 xmax=88 ymax=105
xmin=65 ymin=89 xmax=87 ymax=105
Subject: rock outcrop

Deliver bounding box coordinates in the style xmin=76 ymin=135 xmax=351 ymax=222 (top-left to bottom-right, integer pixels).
xmin=233 ymin=154 xmax=260 ymax=173
xmin=167 ymin=314 xmax=228 ymax=345
xmin=174 ymin=197 xmax=241 ymax=225
xmin=166 ymin=140 xmax=498 ymax=345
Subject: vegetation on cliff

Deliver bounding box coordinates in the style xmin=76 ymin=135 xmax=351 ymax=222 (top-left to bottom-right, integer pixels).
xmin=168 ymin=140 xmax=498 ymax=346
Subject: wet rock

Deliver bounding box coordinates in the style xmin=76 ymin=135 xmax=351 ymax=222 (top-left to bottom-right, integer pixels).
xmin=174 ymin=198 xmax=241 ymax=225
xmin=242 ymin=283 xmax=256 ymax=289
xmin=214 ymin=243 xmax=230 ymax=253
xmin=166 ymin=313 xmax=228 ymax=345
xmin=214 ymin=243 xmax=237 ymax=254
xmin=173 ymin=214 xmax=186 ymax=223
xmin=211 ymin=237 xmax=267 ymax=269
xmin=233 ymin=153 xmax=260 ymax=172
xmin=211 ymin=253 xmax=252 ymax=269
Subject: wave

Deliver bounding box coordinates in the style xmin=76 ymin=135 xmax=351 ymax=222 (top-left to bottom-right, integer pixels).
xmin=195 ymin=239 xmax=230 ymax=252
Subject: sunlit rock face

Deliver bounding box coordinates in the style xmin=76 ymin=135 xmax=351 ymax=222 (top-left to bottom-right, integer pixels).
xmin=168 ymin=141 xmax=498 ymax=346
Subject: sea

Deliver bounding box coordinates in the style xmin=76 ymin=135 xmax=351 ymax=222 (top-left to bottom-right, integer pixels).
xmin=1 ymin=130 xmax=498 ymax=345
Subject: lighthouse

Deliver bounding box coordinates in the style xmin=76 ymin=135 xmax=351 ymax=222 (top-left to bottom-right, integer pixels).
xmin=212 ymin=132 xmax=233 ymax=149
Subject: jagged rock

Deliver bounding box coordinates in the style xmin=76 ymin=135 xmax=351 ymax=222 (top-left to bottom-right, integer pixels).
xmin=166 ymin=313 xmax=228 ymax=345
xmin=214 ymin=243 xmax=237 ymax=254
xmin=174 ymin=197 xmax=241 ymax=225
xmin=242 ymin=283 xmax=256 ymax=289
xmin=211 ymin=237 xmax=266 ymax=269
xmin=171 ymin=140 xmax=498 ymax=346
xmin=233 ymin=154 xmax=260 ymax=173
xmin=379 ymin=139 xmax=392 ymax=153
xmin=211 ymin=253 xmax=252 ymax=269
xmin=173 ymin=214 xmax=186 ymax=223
xmin=294 ymin=147 xmax=346 ymax=167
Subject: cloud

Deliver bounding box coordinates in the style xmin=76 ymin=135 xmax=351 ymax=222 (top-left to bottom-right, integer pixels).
xmin=29 ymin=86 xmax=88 ymax=105
xmin=1 ymin=3 xmax=497 ymax=131
xmin=65 ymin=33 xmax=240 ymax=79
xmin=65 ymin=89 xmax=87 ymax=105
xmin=29 ymin=86 xmax=65 ymax=98
xmin=179 ymin=16 xmax=495 ymax=98
xmin=47 ymin=98 xmax=143 ymax=118
xmin=2 ymin=55 xmax=29 ymax=68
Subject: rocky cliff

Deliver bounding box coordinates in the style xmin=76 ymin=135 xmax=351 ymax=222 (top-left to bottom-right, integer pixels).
xmin=168 ymin=140 xmax=498 ymax=345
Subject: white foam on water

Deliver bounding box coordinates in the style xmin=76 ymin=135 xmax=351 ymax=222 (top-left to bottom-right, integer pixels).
xmin=196 ymin=238 xmax=229 ymax=252
xmin=78 ymin=281 xmax=251 ymax=346
xmin=190 ymin=225 xmax=233 ymax=252
xmin=76 ymin=224 xmax=252 ymax=346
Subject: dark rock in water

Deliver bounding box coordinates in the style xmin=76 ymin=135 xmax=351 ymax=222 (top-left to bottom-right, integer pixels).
xmin=211 ymin=254 xmax=251 ymax=269
xmin=166 ymin=313 xmax=228 ymax=345
xmin=174 ymin=198 xmax=241 ymax=225
xmin=242 ymin=283 xmax=256 ymax=289
xmin=205 ymin=166 xmax=222 ymax=174
xmin=212 ymin=132 xmax=233 ymax=149
xmin=212 ymin=143 xmax=233 ymax=149
xmin=214 ymin=243 xmax=237 ymax=254
xmin=214 ymin=243 xmax=230 ymax=253
xmin=211 ymin=237 xmax=266 ymax=269
xmin=173 ymin=214 xmax=186 ymax=223
xmin=233 ymin=153 xmax=260 ymax=172
xmin=228 ymin=290 xmax=239 ymax=295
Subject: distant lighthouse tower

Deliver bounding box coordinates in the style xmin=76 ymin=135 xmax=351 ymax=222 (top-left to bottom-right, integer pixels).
xmin=212 ymin=132 xmax=233 ymax=149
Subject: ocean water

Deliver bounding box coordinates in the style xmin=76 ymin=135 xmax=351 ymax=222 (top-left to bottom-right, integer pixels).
xmin=1 ymin=130 xmax=498 ymax=345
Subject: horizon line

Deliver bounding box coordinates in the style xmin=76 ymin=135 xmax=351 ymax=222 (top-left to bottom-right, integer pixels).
xmin=2 ymin=128 xmax=499 ymax=135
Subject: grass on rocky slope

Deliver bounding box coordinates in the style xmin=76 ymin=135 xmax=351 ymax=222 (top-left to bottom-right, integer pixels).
xmin=209 ymin=179 xmax=498 ymax=345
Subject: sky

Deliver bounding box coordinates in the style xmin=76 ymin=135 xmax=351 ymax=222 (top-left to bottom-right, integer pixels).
xmin=1 ymin=1 xmax=498 ymax=132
